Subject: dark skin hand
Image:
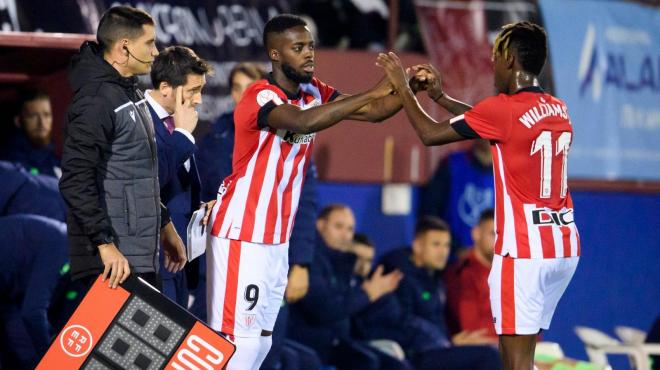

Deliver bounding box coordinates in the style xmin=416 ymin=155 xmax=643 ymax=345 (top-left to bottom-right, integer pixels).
xmin=335 ymin=72 xmax=430 ymax=122
xmin=408 ymin=63 xmax=472 ymax=116
xmin=376 ymin=52 xmax=467 ymax=146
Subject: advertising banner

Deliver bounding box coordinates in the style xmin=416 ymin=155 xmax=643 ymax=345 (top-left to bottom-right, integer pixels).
xmin=0 ymin=0 xmax=288 ymax=122
xmin=540 ymin=0 xmax=660 ymax=181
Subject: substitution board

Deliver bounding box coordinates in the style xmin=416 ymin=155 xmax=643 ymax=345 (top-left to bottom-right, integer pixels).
xmin=37 ymin=275 xmax=235 ymax=369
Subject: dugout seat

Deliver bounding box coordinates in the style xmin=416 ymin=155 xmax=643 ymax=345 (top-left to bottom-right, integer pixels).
xmin=615 ymin=325 xmax=647 ymax=345
xmin=575 ymin=325 xmax=659 ymax=370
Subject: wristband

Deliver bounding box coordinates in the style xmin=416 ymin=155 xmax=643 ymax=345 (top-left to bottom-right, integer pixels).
xmin=432 ymin=91 xmax=445 ymax=102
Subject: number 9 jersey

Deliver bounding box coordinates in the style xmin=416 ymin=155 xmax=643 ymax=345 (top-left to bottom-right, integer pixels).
xmin=450 ymin=86 xmax=580 ymax=259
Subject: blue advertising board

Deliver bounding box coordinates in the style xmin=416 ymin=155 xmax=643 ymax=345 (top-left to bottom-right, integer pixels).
xmin=539 ymin=0 xmax=660 ymax=181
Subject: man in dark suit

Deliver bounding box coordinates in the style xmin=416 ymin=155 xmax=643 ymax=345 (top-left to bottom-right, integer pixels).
xmin=145 ymin=46 xmax=212 ymax=306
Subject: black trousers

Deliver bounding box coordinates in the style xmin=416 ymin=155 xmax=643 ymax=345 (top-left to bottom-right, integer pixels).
xmin=412 ymin=345 xmax=502 ymax=370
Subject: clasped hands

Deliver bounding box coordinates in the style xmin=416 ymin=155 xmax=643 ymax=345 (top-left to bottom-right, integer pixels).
xmin=376 ymin=52 xmax=445 ymax=101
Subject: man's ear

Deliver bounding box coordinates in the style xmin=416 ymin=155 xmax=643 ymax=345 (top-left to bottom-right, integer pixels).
xmin=506 ymin=52 xmax=515 ymax=69
xmin=316 ymin=218 xmax=324 ymax=233
xmin=13 ymin=115 xmax=21 ymax=128
xmin=412 ymin=238 xmax=421 ymax=254
xmin=119 ymin=39 xmax=130 ymax=55
xmin=158 ymin=81 xmax=173 ymax=97
xmin=471 ymin=226 xmax=480 ymax=245
xmin=269 ymin=48 xmax=279 ymax=62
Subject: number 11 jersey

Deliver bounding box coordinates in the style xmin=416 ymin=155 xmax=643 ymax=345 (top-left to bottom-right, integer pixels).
xmin=451 ymin=86 xmax=581 ymax=259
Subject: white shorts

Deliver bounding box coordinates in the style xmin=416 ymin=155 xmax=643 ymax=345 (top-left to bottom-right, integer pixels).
xmin=206 ymin=236 xmax=288 ymax=338
xmin=488 ymin=254 xmax=578 ymax=335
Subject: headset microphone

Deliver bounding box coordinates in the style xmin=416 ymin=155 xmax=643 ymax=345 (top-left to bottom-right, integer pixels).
xmin=123 ymin=45 xmax=151 ymax=64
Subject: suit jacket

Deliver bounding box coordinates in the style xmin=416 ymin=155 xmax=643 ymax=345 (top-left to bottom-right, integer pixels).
xmin=148 ymin=103 xmax=201 ymax=279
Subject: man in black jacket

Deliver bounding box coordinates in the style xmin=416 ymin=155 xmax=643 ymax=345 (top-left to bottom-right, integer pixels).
xmin=59 ymin=6 xmax=188 ymax=290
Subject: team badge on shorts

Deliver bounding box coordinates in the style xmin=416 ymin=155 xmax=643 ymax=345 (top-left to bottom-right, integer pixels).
xmin=244 ymin=314 xmax=256 ymax=328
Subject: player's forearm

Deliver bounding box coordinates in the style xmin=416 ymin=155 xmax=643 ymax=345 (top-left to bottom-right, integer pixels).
xmin=435 ymin=94 xmax=472 ymax=116
xmin=296 ymin=91 xmax=380 ymax=133
xmin=400 ymin=87 xmax=447 ymax=145
xmin=350 ymin=94 xmax=402 ymax=122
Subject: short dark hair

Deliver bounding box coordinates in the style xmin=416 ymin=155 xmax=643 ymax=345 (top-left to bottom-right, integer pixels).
xmin=493 ymin=21 xmax=547 ymax=75
xmin=318 ymin=204 xmax=349 ymax=221
xmin=478 ymin=209 xmax=494 ymax=225
xmin=17 ymin=89 xmax=49 ymax=108
xmin=353 ymin=233 xmax=374 ymax=248
xmin=414 ymin=216 xmax=450 ymax=238
xmin=229 ymin=62 xmax=267 ymax=87
xmin=150 ymin=46 xmax=213 ymax=89
xmin=263 ymin=14 xmax=307 ymax=48
xmin=97 ymin=6 xmax=154 ymax=52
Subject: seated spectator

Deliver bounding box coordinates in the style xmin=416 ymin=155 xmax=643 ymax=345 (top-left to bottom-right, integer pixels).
xmin=375 ymin=216 xmax=500 ymax=370
xmin=0 ymin=215 xmax=69 ymax=369
xmin=1 ymin=89 xmax=60 ymax=178
xmin=352 ymin=233 xmax=376 ymax=278
xmin=289 ymin=204 xmax=410 ymax=370
xmin=0 ymin=161 xmax=67 ymax=222
xmin=445 ymin=209 xmax=497 ymax=338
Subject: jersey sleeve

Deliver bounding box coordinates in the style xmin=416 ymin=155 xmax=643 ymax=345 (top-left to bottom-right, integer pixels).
xmin=460 ymin=95 xmax=513 ymax=141
xmin=234 ymin=83 xmax=286 ymax=130
xmin=313 ymin=78 xmax=341 ymax=103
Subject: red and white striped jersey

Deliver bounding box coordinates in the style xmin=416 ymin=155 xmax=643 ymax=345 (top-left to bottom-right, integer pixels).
xmin=451 ymin=87 xmax=580 ymax=259
xmin=210 ymin=75 xmax=339 ymax=244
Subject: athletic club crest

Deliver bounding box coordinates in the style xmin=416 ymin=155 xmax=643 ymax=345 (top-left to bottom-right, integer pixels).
xmin=244 ymin=314 xmax=256 ymax=328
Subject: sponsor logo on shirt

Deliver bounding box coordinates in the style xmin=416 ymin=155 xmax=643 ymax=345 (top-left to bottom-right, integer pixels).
xmin=280 ymin=130 xmax=315 ymax=145
xmin=531 ymin=208 xmax=574 ymax=226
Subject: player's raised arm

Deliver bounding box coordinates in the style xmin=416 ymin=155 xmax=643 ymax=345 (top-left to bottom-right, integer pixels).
xmin=334 ymin=74 xmax=430 ymax=123
xmin=377 ymin=52 xmax=468 ymax=146
xmin=334 ymin=78 xmax=402 ymax=122
xmin=264 ymin=77 xmax=392 ymax=134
